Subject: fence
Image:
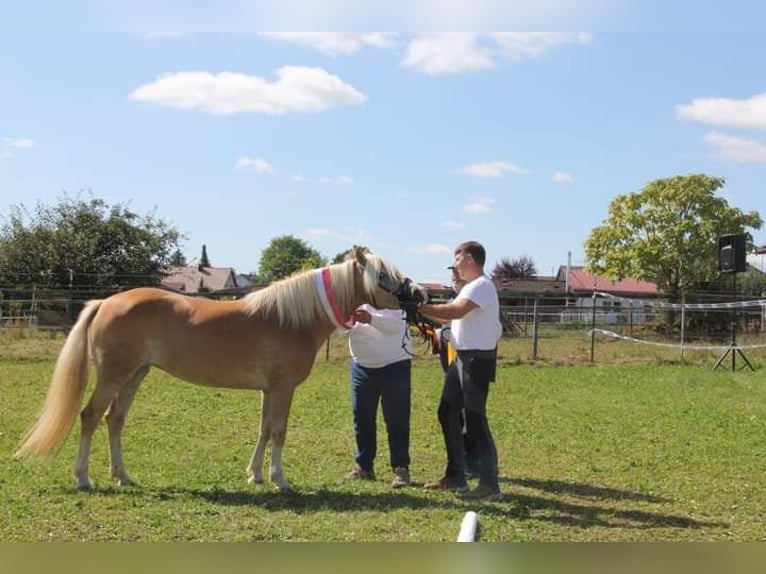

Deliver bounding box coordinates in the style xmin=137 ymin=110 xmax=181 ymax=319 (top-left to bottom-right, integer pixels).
xmin=4 ymin=285 xmax=766 ymax=366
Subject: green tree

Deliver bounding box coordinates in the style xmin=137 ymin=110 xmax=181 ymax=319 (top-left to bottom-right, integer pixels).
xmin=199 ymin=244 xmax=211 ymax=268
xmin=169 ymin=249 xmax=187 ymax=266
xmin=331 ymin=245 xmax=370 ymax=264
xmin=492 ymin=255 xmax=537 ymax=280
xmin=258 ymin=235 xmax=326 ymax=282
xmin=584 ymin=174 xmax=762 ymax=302
xmin=0 ymin=195 xmax=183 ymax=288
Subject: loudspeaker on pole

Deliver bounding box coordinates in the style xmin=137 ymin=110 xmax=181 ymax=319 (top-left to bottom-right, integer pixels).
xmin=718 ymin=233 xmax=747 ymax=273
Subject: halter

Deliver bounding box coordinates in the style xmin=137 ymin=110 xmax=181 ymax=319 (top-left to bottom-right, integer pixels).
xmin=313 ymin=267 xmax=355 ymax=331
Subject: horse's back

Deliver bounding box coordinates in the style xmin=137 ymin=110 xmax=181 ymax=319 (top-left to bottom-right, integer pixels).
xmin=87 ymin=287 xmax=319 ymax=390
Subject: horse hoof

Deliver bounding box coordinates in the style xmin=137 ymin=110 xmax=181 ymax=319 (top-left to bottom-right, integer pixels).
xmin=248 ymin=476 xmax=264 ymax=485
xmin=76 ymin=482 xmax=93 ymax=492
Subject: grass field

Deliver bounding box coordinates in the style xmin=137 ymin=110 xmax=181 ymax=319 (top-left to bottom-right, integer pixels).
xmin=1 ymin=329 xmax=765 ymax=541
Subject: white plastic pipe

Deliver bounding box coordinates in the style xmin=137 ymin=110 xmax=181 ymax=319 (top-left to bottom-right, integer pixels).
xmin=456 ymin=511 xmax=478 ymax=542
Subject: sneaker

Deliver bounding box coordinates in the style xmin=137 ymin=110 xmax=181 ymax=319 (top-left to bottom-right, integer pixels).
xmin=344 ymin=465 xmax=375 ymax=481
xmin=391 ymin=467 xmax=410 ymax=488
xmin=423 ymin=475 xmax=468 ymax=493
xmin=458 ymin=484 xmax=501 ymax=500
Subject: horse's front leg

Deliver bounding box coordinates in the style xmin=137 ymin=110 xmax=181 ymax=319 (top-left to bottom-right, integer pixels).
xmin=268 ymin=386 xmax=297 ymax=492
xmin=247 ymin=391 xmax=271 ymax=485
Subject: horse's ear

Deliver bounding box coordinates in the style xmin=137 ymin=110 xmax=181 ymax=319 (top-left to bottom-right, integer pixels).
xmin=353 ymin=246 xmax=368 ymax=268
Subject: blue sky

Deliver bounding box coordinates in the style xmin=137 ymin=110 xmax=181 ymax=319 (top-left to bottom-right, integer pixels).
xmin=2 ymin=3 xmax=766 ymax=284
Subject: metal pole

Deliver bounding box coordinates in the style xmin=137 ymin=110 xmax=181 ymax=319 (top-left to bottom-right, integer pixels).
xmin=590 ymin=290 xmax=597 ymax=363
xmin=680 ymin=292 xmax=686 ymax=361
xmin=531 ymin=298 xmax=539 ymax=360
xmin=731 ymin=272 xmax=737 ymax=372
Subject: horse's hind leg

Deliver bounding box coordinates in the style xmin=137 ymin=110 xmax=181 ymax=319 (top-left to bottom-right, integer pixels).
xmin=105 ymin=365 xmax=149 ymax=486
xmin=247 ymin=391 xmax=271 ymax=485
xmin=74 ymin=378 xmax=124 ymax=490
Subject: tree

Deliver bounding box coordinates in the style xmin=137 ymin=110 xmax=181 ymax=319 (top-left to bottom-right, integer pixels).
xmin=584 ymin=174 xmax=762 ymax=302
xmin=492 ymin=255 xmax=537 ymax=280
xmin=169 ymin=249 xmax=187 ymax=266
xmin=199 ymin=244 xmax=211 ymax=268
xmin=0 ymin=195 xmax=183 ymax=288
xmin=331 ymin=245 xmax=371 ymax=264
xmin=257 ymin=235 xmax=326 ymax=282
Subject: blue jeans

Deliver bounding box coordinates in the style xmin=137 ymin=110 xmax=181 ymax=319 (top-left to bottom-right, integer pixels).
xmin=350 ymin=359 xmax=411 ymax=472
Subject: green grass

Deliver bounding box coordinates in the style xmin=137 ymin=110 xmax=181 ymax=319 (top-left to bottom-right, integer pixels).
xmin=1 ymin=331 xmax=766 ymax=541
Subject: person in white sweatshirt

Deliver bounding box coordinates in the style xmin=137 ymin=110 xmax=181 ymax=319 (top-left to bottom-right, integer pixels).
xmin=343 ymin=303 xmax=413 ymax=488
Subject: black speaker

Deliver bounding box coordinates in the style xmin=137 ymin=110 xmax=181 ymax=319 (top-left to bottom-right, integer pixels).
xmin=718 ymin=234 xmax=747 ymax=273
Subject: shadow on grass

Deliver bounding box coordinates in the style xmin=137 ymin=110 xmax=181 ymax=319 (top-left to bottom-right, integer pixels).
xmin=504 ymin=477 xmax=671 ymax=504
xmin=72 ymin=475 xmax=728 ymax=533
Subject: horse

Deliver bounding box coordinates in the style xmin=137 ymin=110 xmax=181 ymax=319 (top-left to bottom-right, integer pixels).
xmin=14 ymin=248 xmax=421 ymax=492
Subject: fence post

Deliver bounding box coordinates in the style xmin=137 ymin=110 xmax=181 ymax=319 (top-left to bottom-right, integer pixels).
xmin=590 ymin=290 xmax=597 ymax=363
xmin=680 ymin=292 xmax=686 ymax=361
xmin=531 ymin=298 xmax=539 ymax=360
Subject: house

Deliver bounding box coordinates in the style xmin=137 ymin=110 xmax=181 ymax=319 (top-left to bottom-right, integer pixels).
xmin=556 ymin=266 xmax=659 ymax=324
xmin=479 ymin=266 xmax=659 ymax=331
xmin=161 ymin=265 xmax=239 ymax=293
xmin=748 ymin=245 xmax=766 ymax=273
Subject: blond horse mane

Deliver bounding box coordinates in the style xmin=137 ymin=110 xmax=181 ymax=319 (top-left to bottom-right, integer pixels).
xmin=242 ymin=255 xmax=400 ymax=330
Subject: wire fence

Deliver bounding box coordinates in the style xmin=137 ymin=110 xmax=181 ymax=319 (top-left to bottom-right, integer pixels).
xmin=3 ymin=283 xmax=766 ymax=367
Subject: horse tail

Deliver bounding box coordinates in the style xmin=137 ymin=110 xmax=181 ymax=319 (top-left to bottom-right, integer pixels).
xmin=14 ymin=300 xmax=103 ymax=459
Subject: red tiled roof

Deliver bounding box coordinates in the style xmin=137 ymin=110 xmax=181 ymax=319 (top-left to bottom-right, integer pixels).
xmin=161 ymin=266 xmax=237 ymax=293
xmin=560 ymin=266 xmax=658 ymax=295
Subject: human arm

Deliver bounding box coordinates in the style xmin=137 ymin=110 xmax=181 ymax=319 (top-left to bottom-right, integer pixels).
xmin=353 ymin=305 xmax=406 ymax=334
xmin=418 ymin=298 xmax=478 ymax=324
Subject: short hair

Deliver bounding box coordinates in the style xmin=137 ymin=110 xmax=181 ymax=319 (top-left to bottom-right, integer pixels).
xmin=454 ymin=241 xmax=486 ymax=268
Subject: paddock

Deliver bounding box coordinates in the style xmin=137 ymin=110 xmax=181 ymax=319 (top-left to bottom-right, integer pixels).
xmin=3 ymin=332 xmax=764 ymax=541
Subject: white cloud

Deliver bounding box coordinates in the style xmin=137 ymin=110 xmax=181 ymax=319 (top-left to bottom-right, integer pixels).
xmin=291 ymin=173 xmax=354 ymax=185
xmin=2 ymin=137 xmax=36 ymax=148
xmin=674 ymin=92 xmax=766 ymax=130
xmin=703 ymin=131 xmax=766 ymax=164
xmin=463 ymin=198 xmax=495 ymax=214
xmin=235 ymin=156 xmax=274 ymax=173
xmin=403 ymin=32 xmax=590 ymax=75
xmin=489 ymin=32 xmax=592 ymax=60
xmin=306 ymin=227 xmax=373 ymax=243
xmin=442 ymin=220 xmax=466 ymax=230
xmin=406 ymin=243 xmax=452 ymax=254
xmin=553 ymin=171 xmax=574 ymax=183
xmin=259 ymin=33 xmax=398 ymax=55
xmin=129 ymin=66 xmax=366 ymax=115
xmin=403 ymin=34 xmax=493 ymax=75
xmin=457 ymin=160 xmax=527 ymax=178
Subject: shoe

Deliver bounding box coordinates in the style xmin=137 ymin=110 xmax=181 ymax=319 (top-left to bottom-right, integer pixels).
xmin=391 ymin=467 xmax=410 ymax=488
xmin=458 ymin=484 xmax=501 ymax=500
xmin=423 ymin=476 xmax=468 ymax=493
xmin=344 ymin=465 xmax=375 ymax=481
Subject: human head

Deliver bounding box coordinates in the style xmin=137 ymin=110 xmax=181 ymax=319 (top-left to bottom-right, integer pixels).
xmin=452 ymin=240 xmax=486 ymax=282
xmin=448 ymin=266 xmax=466 ymax=293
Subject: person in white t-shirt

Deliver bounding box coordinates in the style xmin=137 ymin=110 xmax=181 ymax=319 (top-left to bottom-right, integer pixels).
xmin=418 ymin=240 xmax=502 ymax=500
xmin=343 ymin=303 xmax=413 ymax=488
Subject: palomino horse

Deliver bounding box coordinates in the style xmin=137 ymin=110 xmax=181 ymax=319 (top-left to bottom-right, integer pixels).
xmin=15 ymin=248 xmax=419 ymax=492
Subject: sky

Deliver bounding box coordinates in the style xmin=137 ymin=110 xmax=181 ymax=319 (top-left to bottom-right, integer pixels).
xmin=2 ymin=2 xmax=766 ymax=285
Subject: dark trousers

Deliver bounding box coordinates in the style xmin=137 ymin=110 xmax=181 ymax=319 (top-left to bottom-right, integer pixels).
xmin=437 ymin=354 xmax=498 ymax=489
xmin=350 ymin=359 xmax=411 ymax=472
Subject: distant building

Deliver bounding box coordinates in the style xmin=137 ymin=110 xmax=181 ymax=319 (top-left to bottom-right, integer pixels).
xmin=161 ymin=266 xmax=239 ymax=293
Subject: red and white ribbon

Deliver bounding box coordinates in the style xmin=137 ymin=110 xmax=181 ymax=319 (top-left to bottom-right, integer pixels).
xmin=314 ymin=267 xmax=354 ymax=331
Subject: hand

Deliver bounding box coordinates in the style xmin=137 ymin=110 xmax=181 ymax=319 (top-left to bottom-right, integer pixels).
xmin=353 ymin=309 xmax=372 ymax=324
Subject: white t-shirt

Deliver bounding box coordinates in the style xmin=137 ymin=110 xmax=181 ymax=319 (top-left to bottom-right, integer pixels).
xmin=348 ymin=304 xmax=412 ymax=368
xmin=451 ymin=275 xmax=502 ymax=351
